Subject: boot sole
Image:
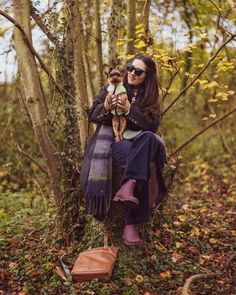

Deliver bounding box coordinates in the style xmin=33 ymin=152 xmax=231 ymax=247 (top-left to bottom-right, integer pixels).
xmin=123 ymin=235 xmax=142 ymax=246
xmin=113 ymin=197 xmax=139 ymax=209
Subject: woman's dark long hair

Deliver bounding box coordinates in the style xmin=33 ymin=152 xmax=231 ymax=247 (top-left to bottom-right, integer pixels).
xmin=123 ymin=54 xmax=160 ymax=115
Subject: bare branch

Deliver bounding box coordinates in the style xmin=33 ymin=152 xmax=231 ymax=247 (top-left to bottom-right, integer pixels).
xmin=182 ymin=272 xmax=222 ymax=295
xmin=170 ymin=106 xmax=236 ymax=157
xmin=208 ymin=0 xmax=234 ymax=36
xmin=162 ymin=34 xmax=236 ymax=115
xmin=16 ymin=143 xmax=48 ymax=175
xmin=30 ymin=5 xmax=61 ymax=47
xmin=0 ymin=9 xmax=88 ymax=113
xmin=160 ymin=69 xmax=179 ymax=110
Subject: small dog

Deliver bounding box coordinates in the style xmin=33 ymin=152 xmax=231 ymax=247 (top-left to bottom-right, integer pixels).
xmin=106 ymin=66 xmax=128 ymax=142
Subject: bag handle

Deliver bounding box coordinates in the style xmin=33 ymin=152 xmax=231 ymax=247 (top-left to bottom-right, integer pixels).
xmin=103 ymin=232 xmax=109 ymax=250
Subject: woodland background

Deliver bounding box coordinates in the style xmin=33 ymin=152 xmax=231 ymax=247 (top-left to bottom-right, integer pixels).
xmin=0 ymin=0 xmax=236 ymax=294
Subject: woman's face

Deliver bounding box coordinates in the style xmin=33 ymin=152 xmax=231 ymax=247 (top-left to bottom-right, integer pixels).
xmin=127 ymin=59 xmax=147 ymax=86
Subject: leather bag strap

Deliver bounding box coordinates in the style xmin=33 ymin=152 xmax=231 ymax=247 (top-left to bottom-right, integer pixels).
xmin=103 ymin=232 xmax=109 ymax=250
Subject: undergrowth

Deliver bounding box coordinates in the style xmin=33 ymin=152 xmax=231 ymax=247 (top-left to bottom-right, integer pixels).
xmin=0 ymin=155 xmax=236 ymax=294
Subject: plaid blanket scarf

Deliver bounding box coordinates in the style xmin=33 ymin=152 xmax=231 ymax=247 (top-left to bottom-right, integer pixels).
xmin=85 ymin=125 xmax=113 ymax=218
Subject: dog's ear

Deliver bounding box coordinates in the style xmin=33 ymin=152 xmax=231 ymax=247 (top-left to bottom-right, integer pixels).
xmin=116 ymin=65 xmax=125 ymax=76
xmin=104 ymin=66 xmax=113 ymax=78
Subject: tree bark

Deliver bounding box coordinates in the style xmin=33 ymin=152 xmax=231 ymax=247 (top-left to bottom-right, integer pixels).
xmin=69 ymin=0 xmax=89 ymax=153
xmin=94 ymin=0 xmax=104 ymax=88
xmin=137 ymin=0 xmax=152 ymax=52
xmin=127 ymin=0 xmax=136 ymax=55
xmin=12 ymin=0 xmax=63 ymax=205
xmin=108 ymin=0 xmax=124 ymax=66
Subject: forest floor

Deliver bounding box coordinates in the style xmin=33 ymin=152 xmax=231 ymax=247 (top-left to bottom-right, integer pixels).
xmin=0 ymin=155 xmax=236 ymax=295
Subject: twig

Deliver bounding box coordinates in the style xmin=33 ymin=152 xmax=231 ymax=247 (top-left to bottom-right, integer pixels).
xmin=208 ymin=0 xmax=234 ymax=36
xmin=160 ymin=69 xmax=179 ymax=110
xmin=182 ymin=272 xmax=222 ymax=295
xmin=16 ymin=143 xmax=48 ymax=174
xmin=162 ymin=34 xmax=236 ymax=116
xmin=170 ymin=106 xmax=236 ymax=157
xmin=30 ymin=5 xmax=61 ymax=47
xmin=0 ymin=9 xmax=88 ymax=113
xmin=182 ymin=251 xmax=236 ymax=294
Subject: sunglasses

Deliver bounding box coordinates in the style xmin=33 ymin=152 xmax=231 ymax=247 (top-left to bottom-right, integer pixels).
xmin=127 ymin=63 xmax=146 ymax=76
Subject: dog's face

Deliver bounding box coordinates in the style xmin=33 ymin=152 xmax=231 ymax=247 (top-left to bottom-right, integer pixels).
xmin=105 ymin=65 xmax=125 ymax=84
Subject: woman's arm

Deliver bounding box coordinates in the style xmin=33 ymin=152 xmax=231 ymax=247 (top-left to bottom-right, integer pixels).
xmin=88 ymin=87 xmax=112 ymax=124
xmin=126 ymin=105 xmax=160 ymax=132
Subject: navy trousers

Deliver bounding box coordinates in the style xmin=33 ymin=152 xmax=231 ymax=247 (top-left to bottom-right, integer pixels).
xmin=111 ymin=131 xmax=162 ymax=225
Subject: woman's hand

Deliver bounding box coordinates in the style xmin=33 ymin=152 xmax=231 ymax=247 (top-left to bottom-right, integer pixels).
xmin=117 ymin=93 xmax=131 ymax=113
xmin=104 ymin=94 xmax=117 ymax=111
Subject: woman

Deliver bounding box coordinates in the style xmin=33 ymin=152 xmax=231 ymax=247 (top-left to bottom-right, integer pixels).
xmin=80 ymin=54 xmax=167 ymax=246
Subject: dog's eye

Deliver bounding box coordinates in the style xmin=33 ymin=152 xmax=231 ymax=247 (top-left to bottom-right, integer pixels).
xmin=110 ymin=72 xmax=122 ymax=78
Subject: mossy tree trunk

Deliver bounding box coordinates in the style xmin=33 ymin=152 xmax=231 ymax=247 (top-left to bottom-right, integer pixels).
xmin=12 ymin=0 xmax=63 ymax=205
xmin=127 ymin=0 xmax=136 ymax=55
xmin=94 ymin=0 xmax=104 ymax=88
xmin=137 ymin=0 xmax=152 ymax=52
xmin=108 ymin=0 xmax=124 ymax=66
xmin=68 ymin=0 xmax=89 ymax=153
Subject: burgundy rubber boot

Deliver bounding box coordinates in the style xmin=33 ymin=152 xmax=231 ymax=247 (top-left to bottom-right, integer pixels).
xmin=113 ymin=179 xmax=139 ymax=209
xmin=123 ymin=224 xmax=142 ymax=246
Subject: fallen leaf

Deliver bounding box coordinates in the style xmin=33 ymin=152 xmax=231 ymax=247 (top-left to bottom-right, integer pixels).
xmin=135 ymin=274 xmax=144 ymax=283
xmin=9 ymin=262 xmax=17 ymax=269
xmin=177 ymin=215 xmax=188 ymax=222
xmin=55 ymin=266 xmax=67 ymax=281
xmin=150 ymin=255 xmax=157 ymax=261
xmin=209 ymin=238 xmax=218 ymax=244
xmin=188 ymin=246 xmax=199 ymax=254
xmin=160 ymin=271 xmax=171 ymax=279
xmin=175 ymin=242 xmax=183 ymax=249
xmin=191 ymin=227 xmax=200 ymax=236
xmin=171 ymin=252 xmax=184 ymax=263
xmin=124 ymin=277 xmax=133 ymax=286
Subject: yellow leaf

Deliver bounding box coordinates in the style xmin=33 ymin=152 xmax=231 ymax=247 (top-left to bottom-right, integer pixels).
xmin=177 ymin=215 xmax=188 ymax=222
xmin=199 ymin=80 xmax=208 ymax=85
xmin=136 ymin=28 xmax=145 ymax=34
xmin=116 ymin=41 xmax=125 ymax=46
xmin=208 ymin=98 xmax=218 ymax=103
xmin=135 ymin=23 xmax=144 ymax=29
xmin=134 ymin=40 xmax=146 ymax=48
xmin=228 ymin=90 xmax=235 ymax=95
xmin=135 ymin=274 xmax=144 ymax=283
xmin=202 ymin=117 xmax=208 ymax=121
xmin=127 ymin=54 xmax=135 ymax=59
xmin=0 ymin=27 xmax=8 ymax=37
xmin=160 ymin=271 xmax=171 ymax=279
xmin=175 ymin=242 xmax=183 ymax=249
xmin=209 ymin=113 xmax=216 ymax=119
xmin=202 ymin=81 xmax=218 ymax=89
xmin=200 ymin=33 xmax=208 ymax=39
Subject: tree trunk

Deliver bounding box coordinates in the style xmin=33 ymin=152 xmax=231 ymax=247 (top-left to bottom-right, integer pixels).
xmin=94 ymin=0 xmax=104 ymax=88
xmin=138 ymin=0 xmax=152 ymax=52
xmin=126 ymin=0 xmax=136 ymax=55
xmin=108 ymin=0 xmax=124 ymax=66
xmin=181 ymin=0 xmax=193 ymax=92
xmin=70 ymin=0 xmax=89 ymax=153
xmin=12 ymin=0 xmax=63 ymax=205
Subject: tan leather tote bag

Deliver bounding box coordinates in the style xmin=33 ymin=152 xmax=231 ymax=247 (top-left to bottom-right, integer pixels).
xmin=71 ymin=233 xmax=119 ymax=282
